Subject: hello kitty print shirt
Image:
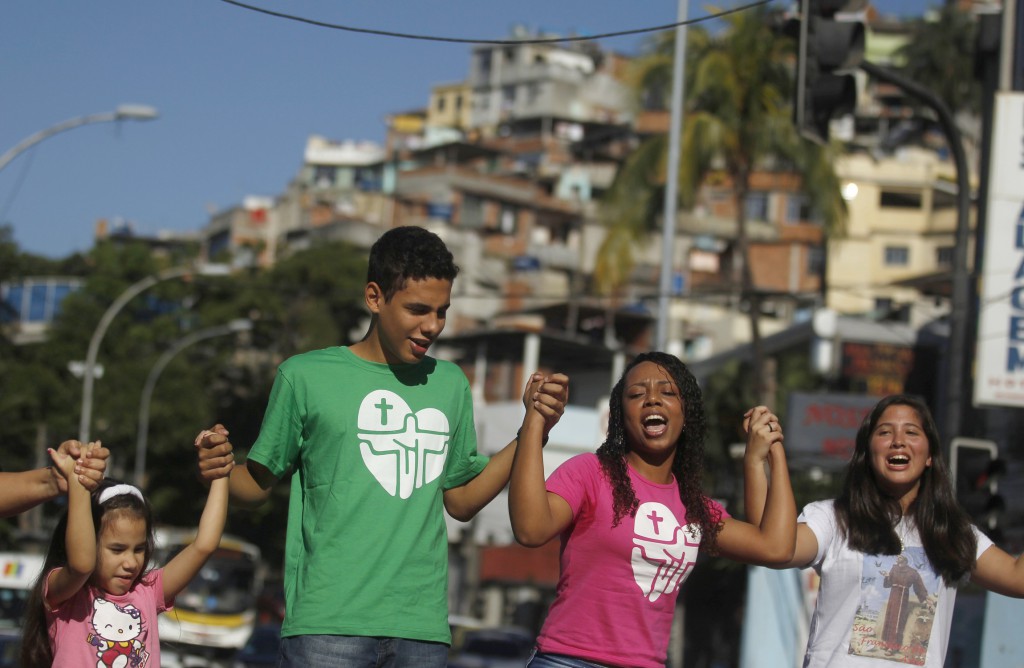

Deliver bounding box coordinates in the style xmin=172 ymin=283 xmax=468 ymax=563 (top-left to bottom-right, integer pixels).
xmin=45 ymin=568 xmax=172 ymax=668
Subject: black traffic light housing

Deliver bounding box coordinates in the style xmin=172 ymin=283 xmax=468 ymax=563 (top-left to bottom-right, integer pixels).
xmin=951 ymin=438 xmax=1005 ymax=543
xmin=795 ymin=0 xmax=867 ymax=143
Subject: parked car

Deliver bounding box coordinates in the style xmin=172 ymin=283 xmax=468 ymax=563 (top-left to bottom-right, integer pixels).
xmin=0 ymin=629 xmax=20 ymax=668
xmin=447 ymin=627 xmax=534 ymax=668
xmin=232 ymin=623 xmax=282 ymax=668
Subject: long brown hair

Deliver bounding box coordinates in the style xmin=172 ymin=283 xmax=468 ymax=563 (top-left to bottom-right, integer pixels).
xmin=834 ymin=394 xmax=976 ymax=584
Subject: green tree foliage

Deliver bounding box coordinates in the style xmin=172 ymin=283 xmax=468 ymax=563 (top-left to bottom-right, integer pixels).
xmin=1 ymin=238 xmax=368 ymax=566
xmin=0 ymin=227 xmax=90 ymax=482
xmin=895 ymin=5 xmax=980 ymax=118
xmin=597 ymin=7 xmax=845 ymax=404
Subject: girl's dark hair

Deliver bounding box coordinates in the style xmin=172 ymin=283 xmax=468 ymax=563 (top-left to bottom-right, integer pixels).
xmin=367 ymin=226 xmax=459 ymax=301
xmin=834 ymin=394 xmax=976 ymax=584
xmin=21 ymin=479 xmax=155 ymax=668
xmin=596 ymin=351 xmax=723 ymax=552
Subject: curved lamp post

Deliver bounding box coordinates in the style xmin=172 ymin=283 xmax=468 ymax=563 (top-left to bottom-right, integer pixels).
xmin=78 ymin=262 xmax=230 ymax=443
xmin=134 ymin=318 xmax=253 ymax=487
xmin=0 ymin=105 xmax=159 ymax=173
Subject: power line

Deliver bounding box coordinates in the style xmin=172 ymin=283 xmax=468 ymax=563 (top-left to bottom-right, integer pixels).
xmin=216 ymin=0 xmax=772 ymax=44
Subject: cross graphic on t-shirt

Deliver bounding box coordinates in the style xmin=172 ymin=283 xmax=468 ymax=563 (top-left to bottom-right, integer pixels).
xmin=375 ymin=397 xmax=394 ymax=424
xmin=647 ymin=509 xmax=663 ymax=534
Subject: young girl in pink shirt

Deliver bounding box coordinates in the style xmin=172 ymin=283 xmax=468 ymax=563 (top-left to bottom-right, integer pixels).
xmin=20 ymin=436 xmax=229 ymax=668
xmin=510 ymin=351 xmax=797 ymax=668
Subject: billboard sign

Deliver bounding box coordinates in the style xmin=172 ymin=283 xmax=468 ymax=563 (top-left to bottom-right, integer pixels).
xmin=976 ymin=92 xmax=1024 ymax=407
xmin=785 ymin=392 xmax=878 ymax=470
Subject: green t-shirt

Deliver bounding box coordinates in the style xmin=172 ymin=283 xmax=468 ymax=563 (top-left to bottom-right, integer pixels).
xmin=248 ymin=346 xmax=488 ymax=643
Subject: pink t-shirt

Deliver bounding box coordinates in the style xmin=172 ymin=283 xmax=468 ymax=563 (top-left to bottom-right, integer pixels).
xmin=46 ymin=568 xmax=172 ymax=668
xmin=536 ymin=453 xmax=727 ymax=668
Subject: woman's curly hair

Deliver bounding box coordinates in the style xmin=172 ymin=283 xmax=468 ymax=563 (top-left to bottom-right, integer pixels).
xmin=596 ymin=351 xmax=723 ymax=552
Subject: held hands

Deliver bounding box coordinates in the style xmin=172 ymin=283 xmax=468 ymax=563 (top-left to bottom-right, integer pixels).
xmin=48 ymin=440 xmax=102 ymax=490
xmin=195 ymin=424 xmax=235 ymax=482
xmin=742 ymin=406 xmax=784 ymax=464
xmin=49 ymin=440 xmax=108 ymax=493
xmin=521 ymin=372 xmax=570 ymax=442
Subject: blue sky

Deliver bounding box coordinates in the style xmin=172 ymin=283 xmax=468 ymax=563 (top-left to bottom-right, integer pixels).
xmin=1 ymin=0 xmax=931 ymax=259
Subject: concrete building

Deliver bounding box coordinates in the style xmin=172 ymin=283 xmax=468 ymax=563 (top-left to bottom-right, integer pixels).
xmin=828 ymin=148 xmax=966 ymax=326
xmin=465 ymin=28 xmax=634 ymax=136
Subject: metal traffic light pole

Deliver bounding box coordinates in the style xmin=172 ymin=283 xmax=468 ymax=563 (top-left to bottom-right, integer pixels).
xmin=857 ymin=61 xmax=972 ymax=450
xmin=793 ymin=0 xmax=971 ymax=447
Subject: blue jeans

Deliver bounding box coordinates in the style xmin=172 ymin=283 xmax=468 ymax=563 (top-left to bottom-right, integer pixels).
xmin=278 ymin=634 xmax=448 ymax=668
xmin=529 ymin=650 xmax=613 ymax=667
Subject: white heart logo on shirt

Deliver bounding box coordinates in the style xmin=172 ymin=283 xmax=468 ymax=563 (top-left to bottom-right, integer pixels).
xmin=357 ymin=390 xmax=449 ymax=499
xmin=631 ymin=502 xmax=701 ymax=602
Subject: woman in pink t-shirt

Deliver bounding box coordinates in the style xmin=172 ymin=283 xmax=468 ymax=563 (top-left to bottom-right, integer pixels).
xmin=20 ymin=434 xmax=230 ymax=668
xmin=510 ymin=351 xmax=797 ymax=668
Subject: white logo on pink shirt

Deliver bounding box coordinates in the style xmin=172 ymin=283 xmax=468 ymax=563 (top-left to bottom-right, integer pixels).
xmin=357 ymin=390 xmax=449 ymax=499
xmin=631 ymin=502 xmax=700 ymax=602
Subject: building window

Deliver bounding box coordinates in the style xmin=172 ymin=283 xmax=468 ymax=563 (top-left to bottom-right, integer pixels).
xmin=455 ymin=95 xmax=463 ymax=111
xmin=884 ymin=246 xmax=909 ymax=266
xmin=436 ymin=96 xmax=446 ymax=112
xmin=808 ymin=246 xmax=825 ymax=275
xmin=786 ymin=195 xmax=815 ymax=224
xmin=880 ymin=189 xmax=922 ymax=209
xmin=499 ymin=204 xmax=518 ymax=235
xmin=875 ymin=297 xmax=910 ymax=322
xmin=478 ymin=51 xmax=492 ymax=79
xmin=502 ymin=85 xmax=516 ymax=111
xmin=1 ymin=278 xmax=83 ymax=325
xmin=526 ymin=82 xmax=541 ymax=106
xmin=936 ymin=246 xmax=954 ymax=267
xmin=461 ymin=195 xmax=485 ymax=229
xmin=745 ymin=191 xmax=769 ymax=222
xmin=933 ymin=189 xmax=956 ymax=210
xmin=313 ymin=165 xmax=335 ymax=188
xmin=29 ymin=284 xmax=48 ymax=321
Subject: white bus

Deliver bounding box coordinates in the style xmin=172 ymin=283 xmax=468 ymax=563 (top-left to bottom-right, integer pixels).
xmin=154 ymin=528 xmax=264 ymax=658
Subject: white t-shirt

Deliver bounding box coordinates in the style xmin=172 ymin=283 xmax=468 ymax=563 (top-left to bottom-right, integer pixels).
xmin=800 ymin=499 xmax=992 ymax=668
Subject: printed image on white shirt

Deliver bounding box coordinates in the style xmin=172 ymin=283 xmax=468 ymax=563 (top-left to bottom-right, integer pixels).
xmin=356 ymin=389 xmax=449 ymax=499
xmin=848 ymin=547 xmax=940 ymax=665
xmin=630 ymin=502 xmax=701 ymax=602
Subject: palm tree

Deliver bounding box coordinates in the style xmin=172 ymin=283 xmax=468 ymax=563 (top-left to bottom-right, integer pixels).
xmin=596 ymin=5 xmax=846 ymax=404
xmin=895 ymin=4 xmax=980 ymax=119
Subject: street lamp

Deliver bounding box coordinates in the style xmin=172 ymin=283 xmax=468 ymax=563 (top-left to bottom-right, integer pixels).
xmin=134 ymin=318 xmax=253 ymax=488
xmin=78 ymin=262 xmax=230 ymax=443
xmin=0 ymin=105 xmax=159 ymax=173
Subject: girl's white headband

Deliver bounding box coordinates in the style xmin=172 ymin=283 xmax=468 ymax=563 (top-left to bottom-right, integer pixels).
xmin=98 ymin=484 xmax=145 ymax=505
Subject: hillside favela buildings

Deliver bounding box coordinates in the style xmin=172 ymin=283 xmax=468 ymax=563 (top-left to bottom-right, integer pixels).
xmin=7 ymin=14 xmax=1001 ymax=663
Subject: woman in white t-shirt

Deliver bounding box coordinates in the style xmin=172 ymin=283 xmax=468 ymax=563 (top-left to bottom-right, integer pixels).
xmin=755 ymin=394 xmax=1024 ymax=667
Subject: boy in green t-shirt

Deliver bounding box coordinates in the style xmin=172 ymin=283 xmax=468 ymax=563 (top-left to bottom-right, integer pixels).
xmin=198 ymin=226 xmax=569 ymax=667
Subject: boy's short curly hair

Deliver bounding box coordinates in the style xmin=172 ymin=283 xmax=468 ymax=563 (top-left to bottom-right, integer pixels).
xmin=368 ymin=226 xmax=459 ymax=301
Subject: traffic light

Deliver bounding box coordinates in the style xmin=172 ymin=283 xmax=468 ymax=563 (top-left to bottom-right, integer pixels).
xmin=794 ymin=0 xmax=867 ymax=143
xmin=951 ymin=438 xmax=1005 ymax=542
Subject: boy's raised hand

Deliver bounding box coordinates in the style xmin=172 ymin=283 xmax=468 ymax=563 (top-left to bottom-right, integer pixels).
xmin=49 ymin=440 xmax=108 ymax=493
xmin=195 ymin=424 xmax=235 ymax=482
